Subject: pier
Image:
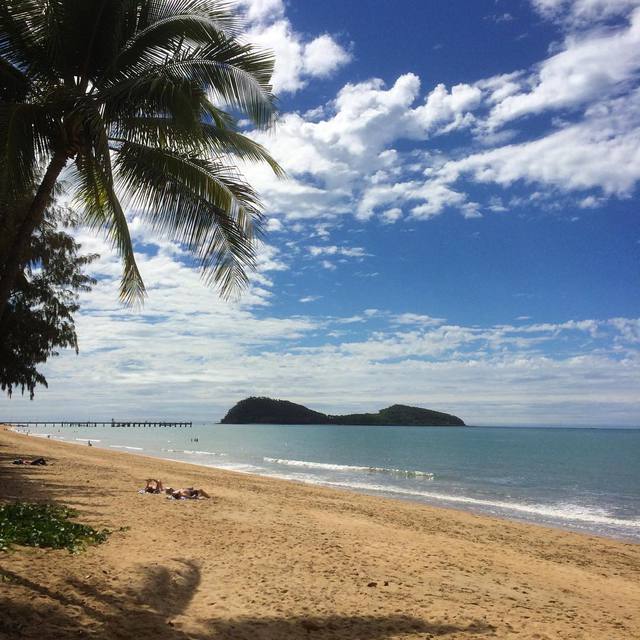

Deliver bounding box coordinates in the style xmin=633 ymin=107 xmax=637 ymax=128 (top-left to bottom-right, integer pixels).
xmin=3 ymin=420 xmax=192 ymax=428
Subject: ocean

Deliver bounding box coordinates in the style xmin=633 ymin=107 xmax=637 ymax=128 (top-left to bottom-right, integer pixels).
xmin=16 ymin=422 xmax=640 ymax=542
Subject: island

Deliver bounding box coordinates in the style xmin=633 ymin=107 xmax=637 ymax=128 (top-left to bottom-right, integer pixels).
xmin=220 ymin=397 xmax=466 ymax=426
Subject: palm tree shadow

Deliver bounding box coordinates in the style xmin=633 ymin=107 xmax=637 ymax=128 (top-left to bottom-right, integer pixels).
xmin=0 ymin=558 xmax=496 ymax=639
xmin=0 ymin=448 xmax=116 ymax=513
xmin=206 ymin=615 xmax=496 ymax=639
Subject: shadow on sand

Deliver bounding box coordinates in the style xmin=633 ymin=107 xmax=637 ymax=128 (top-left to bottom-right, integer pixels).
xmin=0 ymin=444 xmax=116 ymax=511
xmin=0 ymin=558 xmax=497 ymax=639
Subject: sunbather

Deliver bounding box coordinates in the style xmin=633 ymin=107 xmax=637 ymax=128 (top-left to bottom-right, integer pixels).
xmin=143 ymin=478 xmax=164 ymax=493
xmin=12 ymin=457 xmax=47 ymax=465
xmin=165 ymin=487 xmax=210 ymax=499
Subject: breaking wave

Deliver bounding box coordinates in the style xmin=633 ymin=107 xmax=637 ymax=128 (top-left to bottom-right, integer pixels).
xmin=263 ymin=457 xmax=434 ymax=479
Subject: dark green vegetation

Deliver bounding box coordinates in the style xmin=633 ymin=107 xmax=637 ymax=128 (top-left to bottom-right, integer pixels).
xmin=221 ymin=397 xmax=466 ymax=426
xmin=0 ymin=0 xmax=282 ymax=321
xmin=0 ymin=208 xmax=97 ymax=398
xmin=0 ymin=502 xmax=109 ymax=553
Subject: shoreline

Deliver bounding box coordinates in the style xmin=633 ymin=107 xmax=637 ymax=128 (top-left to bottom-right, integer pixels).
xmin=9 ymin=424 xmax=640 ymax=543
xmin=1 ymin=426 xmax=639 ymax=639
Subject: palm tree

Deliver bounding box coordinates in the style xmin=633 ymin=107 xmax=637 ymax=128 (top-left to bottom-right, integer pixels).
xmin=0 ymin=0 xmax=283 ymax=319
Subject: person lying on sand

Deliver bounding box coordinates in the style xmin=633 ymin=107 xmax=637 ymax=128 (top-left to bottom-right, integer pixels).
xmin=143 ymin=479 xmax=164 ymax=493
xmin=165 ymin=487 xmax=210 ymax=500
xmin=12 ymin=457 xmax=47 ymax=465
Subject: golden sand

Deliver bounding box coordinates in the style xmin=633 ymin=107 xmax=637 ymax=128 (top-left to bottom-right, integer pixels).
xmin=0 ymin=427 xmax=638 ymax=639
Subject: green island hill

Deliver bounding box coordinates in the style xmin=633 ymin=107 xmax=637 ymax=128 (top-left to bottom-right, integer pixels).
xmin=220 ymin=397 xmax=466 ymax=427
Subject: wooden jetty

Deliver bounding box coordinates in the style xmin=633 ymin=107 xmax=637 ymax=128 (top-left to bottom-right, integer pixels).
xmin=3 ymin=420 xmax=192 ymax=428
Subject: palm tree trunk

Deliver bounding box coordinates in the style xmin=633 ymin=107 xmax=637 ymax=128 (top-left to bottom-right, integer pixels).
xmin=0 ymin=152 xmax=68 ymax=322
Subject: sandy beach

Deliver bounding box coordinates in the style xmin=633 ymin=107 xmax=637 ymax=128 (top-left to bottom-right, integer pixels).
xmin=0 ymin=427 xmax=638 ymax=640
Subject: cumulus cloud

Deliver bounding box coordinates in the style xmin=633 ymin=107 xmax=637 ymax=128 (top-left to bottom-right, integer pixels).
xmin=235 ymin=0 xmax=285 ymax=22
xmin=487 ymin=8 xmax=640 ymax=127
xmin=411 ymin=82 xmax=482 ymax=134
xmin=238 ymin=0 xmax=351 ymax=93
xmin=303 ymin=34 xmax=352 ymax=78
xmin=439 ymin=88 xmax=640 ymax=197
xmin=240 ymin=2 xmax=640 ymax=225
xmin=245 ymin=73 xmax=490 ymax=224
xmin=381 ymin=207 xmax=403 ymax=224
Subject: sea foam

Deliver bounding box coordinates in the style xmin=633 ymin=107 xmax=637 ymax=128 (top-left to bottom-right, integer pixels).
xmin=263 ymin=457 xmax=434 ymax=479
xmin=162 ymin=448 xmax=227 ymax=456
xmin=318 ymin=480 xmax=640 ymax=529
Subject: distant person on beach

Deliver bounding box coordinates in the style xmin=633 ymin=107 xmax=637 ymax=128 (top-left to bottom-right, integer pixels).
xmin=143 ymin=479 xmax=164 ymax=493
xmin=13 ymin=457 xmax=47 ymax=465
xmin=138 ymin=479 xmax=209 ymax=498
xmin=166 ymin=487 xmax=210 ymax=500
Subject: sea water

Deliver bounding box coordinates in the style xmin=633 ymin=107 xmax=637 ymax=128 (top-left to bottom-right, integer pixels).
xmin=15 ymin=422 xmax=640 ymax=542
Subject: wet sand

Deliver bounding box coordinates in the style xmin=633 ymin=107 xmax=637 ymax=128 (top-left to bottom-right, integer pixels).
xmin=0 ymin=427 xmax=638 ymax=639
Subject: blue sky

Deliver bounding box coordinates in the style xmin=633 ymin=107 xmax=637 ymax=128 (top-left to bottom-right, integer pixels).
xmin=4 ymin=0 xmax=640 ymax=425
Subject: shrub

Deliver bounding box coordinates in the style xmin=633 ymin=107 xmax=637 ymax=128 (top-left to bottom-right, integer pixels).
xmin=0 ymin=502 xmax=109 ymax=553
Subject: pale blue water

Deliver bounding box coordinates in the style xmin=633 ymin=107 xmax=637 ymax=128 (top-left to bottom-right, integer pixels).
xmin=16 ymin=423 xmax=640 ymax=542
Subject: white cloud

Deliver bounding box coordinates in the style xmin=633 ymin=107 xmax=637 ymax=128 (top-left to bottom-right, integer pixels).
xmin=411 ymin=82 xmax=482 ymax=134
xmin=242 ymin=3 xmax=640 ymax=226
xmin=240 ymin=2 xmax=351 ymax=93
xmin=531 ymin=0 xmax=640 ymax=27
xmin=236 ymin=0 xmax=285 ymax=22
xmin=119 ymin=0 xmax=639 ymax=236
xmin=391 ymin=313 xmax=445 ymax=327
xmin=5 ymin=252 xmax=638 ymax=425
xmin=488 ymin=8 xmax=640 ymax=127
xmin=381 ymin=207 xmax=403 ymax=224
xmin=440 ymin=88 xmax=640 ymax=196
xmin=264 ymin=217 xmax=283 ymax=231
xmin=303 ymin=34 xmax=352 ymax=78
xmin=308 ymin=245 xmax=368 ymax=258
xmin=355 ymin=177 xmax=470 ymax=221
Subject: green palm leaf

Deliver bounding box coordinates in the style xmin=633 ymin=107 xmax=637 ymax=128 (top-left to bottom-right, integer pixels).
xmin=114 ymin=140 xmax=262 ymax=296
xmin=113 ymin=115 xmax=285 ymax=176
xmin=0 ymin=102 xmax=57 ymax=205
xmin=0 ymin=0 xmax=282 ymax=311
xmin=72 ymin=149 xmax=146 ymax=305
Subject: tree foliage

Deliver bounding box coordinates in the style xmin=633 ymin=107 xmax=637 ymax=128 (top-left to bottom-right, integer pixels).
xmin=221 ymin=397 xmax=466 ymax=426
xmin=0 ymin=0 xmax=282 ymax=316
xmin=0 ymin=207 xmax=97 ymax=398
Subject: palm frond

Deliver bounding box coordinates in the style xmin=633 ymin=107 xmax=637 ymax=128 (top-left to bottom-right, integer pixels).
xmin=102 ymin=71 xmax=206 ymax=131
xmin=102 ymin=27 xmax=275 ymax=128
xmin=145 ymin=1 xmax=240 ymax=33
xmin=0 ymin=56 xmax=29 ymax=100
xmin=0 ymin=102 xmax=56 ymax=206
xmin=111 ymin=115 xmax=284 ymax=176
xmin=0 ymin=0 xmax=56 ymax=82
xmin=114 ymin=140 xmax=263 ymax=296
xmin=164 ymin=46 xmax=276 ymax=128
xmin=71 ymin=139 xmax=146 ymax=306
xmin=108 ymin=14 xmax=232 ymax=78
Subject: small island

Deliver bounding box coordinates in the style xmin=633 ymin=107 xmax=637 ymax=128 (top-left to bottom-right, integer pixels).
xmin=221 ymin=397 xmax=465 ymax=426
